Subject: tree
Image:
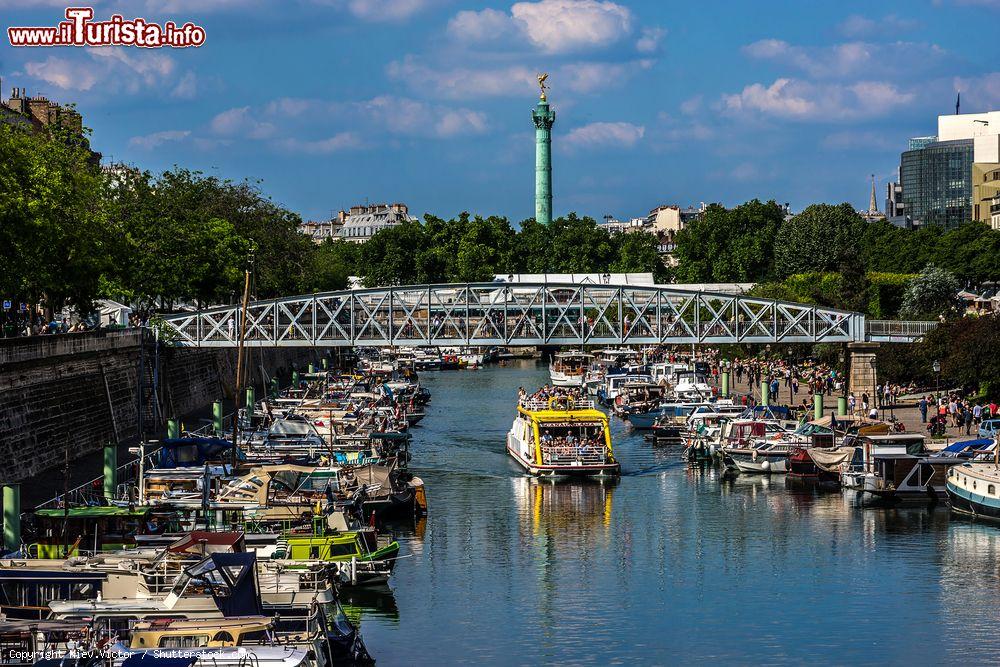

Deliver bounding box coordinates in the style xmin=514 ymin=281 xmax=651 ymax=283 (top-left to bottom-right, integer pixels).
xmin=674 ymin=200 xmax=784 ymax=283
xmin=773 ymin=203 xmax=864 ymax=278
xmin=900 ymin=266 xmax=962 ymax=320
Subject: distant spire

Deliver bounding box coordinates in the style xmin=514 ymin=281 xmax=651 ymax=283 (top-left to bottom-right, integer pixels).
xmin=869 ymin=174 xmax=877 ymax=214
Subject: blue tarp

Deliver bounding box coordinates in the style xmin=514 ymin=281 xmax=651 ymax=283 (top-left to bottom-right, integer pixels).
xmin=942 ymin=438 xmax=993 ymax=453
xmin=158 ymin=437 xmax=240 ymax=468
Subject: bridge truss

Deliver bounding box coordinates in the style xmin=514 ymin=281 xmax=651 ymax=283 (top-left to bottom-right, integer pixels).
xmin=160 ymin=282 xmax=883 ymax=347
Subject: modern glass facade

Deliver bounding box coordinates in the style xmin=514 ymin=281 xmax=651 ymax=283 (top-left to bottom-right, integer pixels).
xmin=899 ymin=139 xmax=973 ymax=228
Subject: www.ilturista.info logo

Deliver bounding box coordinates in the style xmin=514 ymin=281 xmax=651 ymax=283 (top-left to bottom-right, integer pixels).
xmin=8 ymin=7 xmax=205 ymax=48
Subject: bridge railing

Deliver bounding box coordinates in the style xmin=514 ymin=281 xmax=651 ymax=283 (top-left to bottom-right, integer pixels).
xmin=865 ymin=320 xmax=938 ymax=340
xmin=162 ymin=283 xmax=866 ymax=347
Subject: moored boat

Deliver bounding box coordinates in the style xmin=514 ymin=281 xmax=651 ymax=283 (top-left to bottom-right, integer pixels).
xmin=506 ymin=395 xmax=620 ymax=477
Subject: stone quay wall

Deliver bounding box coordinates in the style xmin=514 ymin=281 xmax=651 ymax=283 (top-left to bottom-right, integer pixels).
xmin=0 ymin=330 xmax=321 ymax=484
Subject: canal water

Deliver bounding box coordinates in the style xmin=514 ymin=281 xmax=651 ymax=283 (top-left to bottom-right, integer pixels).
xmin=353 ymin=360 xmax=1000 ymax=665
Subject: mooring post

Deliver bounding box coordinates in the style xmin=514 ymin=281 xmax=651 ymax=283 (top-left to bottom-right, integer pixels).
xmin=213 ymin=400 xmax=224 ymax=436
xmin=167 ymin=418 xmax=180 ymax=439
xmin=760 ymin=381 xmax=770 ymax=406
xmin=308 ymin=363 xmax=315 ymax=374
xmin=721 ymin=372 xmax=730 ymax=398
xmin=246 ymin=386 xmax=255 ymax=411
xmin=270 ymin=377 xmax=279 ymax=397
xmin=838 ymin=396 xmax=848 ymax=417
xmin=292 ymin=370 xmax=300 ymax=387
xmin=2 ymin=484 xmax=21 ymax=553
xmin=103 ymin=442 xmax=117 ymax=502
xmin=814 ymin=394 xmax=824 ymax=421
xmin=322 ymin=357 xmax=328 ymax=371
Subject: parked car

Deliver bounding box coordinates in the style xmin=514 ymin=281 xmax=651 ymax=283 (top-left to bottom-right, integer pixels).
xmin=978 ymin=419 xmax=1000 ymax=438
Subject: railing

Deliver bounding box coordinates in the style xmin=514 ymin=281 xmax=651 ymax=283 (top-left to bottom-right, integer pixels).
xmin=520 ymin=398 xmax=596 ymax=411
xmin=36 ymin=446 xmax=161 ymax=509
xmin=541 ymin=443 xmax=607 ymax=465
xmin=866 ymin=320 xmax=938 ymax=340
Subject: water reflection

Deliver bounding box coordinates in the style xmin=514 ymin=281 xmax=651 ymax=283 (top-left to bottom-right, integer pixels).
xmin=353 ymin=362 xmax=1000 ymax=665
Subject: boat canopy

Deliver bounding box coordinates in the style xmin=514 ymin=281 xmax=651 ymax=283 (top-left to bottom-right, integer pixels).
xmin=941 ymin=438 xmax=993 ymax=453
xmin=35 ymin=507 xmax=150 ymax=519
xmin=158 ymin=438 xmax=238 ymax=469
xmin=167 ymin=530 xmax=245 ymax=555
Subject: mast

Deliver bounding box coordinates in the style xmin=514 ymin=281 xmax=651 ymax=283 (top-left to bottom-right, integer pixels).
xmin=232 ymin=249 xmax=254 ymax=469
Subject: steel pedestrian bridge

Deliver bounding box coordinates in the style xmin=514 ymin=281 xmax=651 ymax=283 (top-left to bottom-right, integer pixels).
xmin=160 ymin=282 xmax=936 ymax=347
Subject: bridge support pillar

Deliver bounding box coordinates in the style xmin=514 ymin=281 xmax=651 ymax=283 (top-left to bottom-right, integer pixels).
xmin=103 ymin=442 xmax=117 ymax=502
xmin=848 ymin=343 xmax=880 ymax=408
xmin=213 ymin=401 xmax=224 ymax=436
xmin=3 ymin=484 xmax=20 ymax=553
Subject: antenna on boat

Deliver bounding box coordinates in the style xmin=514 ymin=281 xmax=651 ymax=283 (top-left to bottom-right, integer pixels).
xmin=233 ymin=245 xmax=256 ymax=470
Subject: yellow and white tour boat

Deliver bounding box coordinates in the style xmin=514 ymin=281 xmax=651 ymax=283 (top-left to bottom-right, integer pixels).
xmin=506 ymin=396 xmax=620 ymax=477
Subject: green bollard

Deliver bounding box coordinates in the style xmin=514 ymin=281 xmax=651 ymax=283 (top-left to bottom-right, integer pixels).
xmin=721 ymin=372 xmax=730 ymax=398
xmin=838 ymin=396 xmax=848 ymax=417
xmin=814 ymin=394 xmax=824 ymax=421
xmin=308 ymin=363 xmax=315 ymax=374
xmin=3 ymin=484 xmax=21 ymax=552
xmin=270 ymin=377 xmax=279 ymax=398
xmin=213 ymin=401 xmax=224 ymax=436
xmin=246 ymin=387 xmax=255 ymax=411
xmin=167 ymin=419 xmax=180 ymax=439
xmin=322 ymin=358 xmax=328 ymax=370
xmin=103 ymin=442 xmax=117 ymax=502
xmin=760 ymin=381 xmax=770 ymax=406
xmin=292 ymin=371 xmax=300 ymax=387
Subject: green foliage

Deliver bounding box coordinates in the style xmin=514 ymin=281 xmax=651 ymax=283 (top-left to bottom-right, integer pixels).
xmin=900 ymin=266 xmax=963 ymax=320
xmin=774 ymin=203 xmax=864 ymax=277
xmin=865 ymin=272 xmax=913 ymax=319
xmin=673 ymin=200 xmax=784 ymax=283
xmin=880 ymin=315 xmax=1000 ymax=399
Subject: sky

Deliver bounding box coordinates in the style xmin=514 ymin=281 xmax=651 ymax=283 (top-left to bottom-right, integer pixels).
xmin=1 ymin=0 xmax=999 ymax=223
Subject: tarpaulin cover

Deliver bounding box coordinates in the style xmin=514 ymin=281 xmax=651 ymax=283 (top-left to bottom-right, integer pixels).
xmin=807 ymin=447 xmax=857 ymax=472
xmin=159 ymin=438 xmax=236 ymax=469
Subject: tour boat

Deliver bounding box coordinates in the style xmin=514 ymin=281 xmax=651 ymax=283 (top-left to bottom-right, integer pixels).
xmin=548 ymin=351 xmax=592 ymax=388
xmin=506 ymin=396 xmax=620 ymax=477
xmin=947 ymin=460 xmax=1000 ymax=520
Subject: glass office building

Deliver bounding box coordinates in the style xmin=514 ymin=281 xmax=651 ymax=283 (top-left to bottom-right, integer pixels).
xmin=899 ymin=138 xmax=974 ymax=228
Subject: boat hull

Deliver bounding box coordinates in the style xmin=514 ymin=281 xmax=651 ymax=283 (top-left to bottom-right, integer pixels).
xmin=506 ymin=443 xmax=619 ymax=478
xmin=947 ymin=481 xmax=1000 ymax=520
xmin=725 ymin=451 xmax=788 ymax=474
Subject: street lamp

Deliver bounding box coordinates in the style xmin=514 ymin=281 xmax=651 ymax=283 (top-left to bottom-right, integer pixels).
xmin=933 ymin=360 xmax=941 ymax=397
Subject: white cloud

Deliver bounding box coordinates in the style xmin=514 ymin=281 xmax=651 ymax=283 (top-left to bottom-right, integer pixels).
xmin=171 ymin=72 xmax=197 ymax=99
xmin=128 ymin=129 xmax=190 ymax=150
xmin=564 ymin=121 xmax=644 ymax=149
xmin=636 ymin=26 xmax=665 ymax=54
xmin=361 ymin=95 xmax=487 ymax=137
xmin=336 ymin=0 xmax=440 ymax=21
xmin=742 ymin=38 xmax=947 ymax=80
xmin=679 ymin=94 xmax=703 ymax=115
xmin=210 ymin=106 xmax=277 ymax=139
xmin=720 ymin=77 xmax=914 ymax=121
xmin=448 ymin=0 xmax=634 ymax=54
xmin=387 ymin=55 xmax=649 ymax=98
xmin=21 ymin=48 xmax=178 ymax=94
xmin=837 ymin=14 xmax=917 ymax=38
xmin=276 ymin=132 xmax=363 ymax=154
xmin=952 ymin=72 xmax=1000 ymax=109
xmin=447 ymin=8 xmax=515 ymax=41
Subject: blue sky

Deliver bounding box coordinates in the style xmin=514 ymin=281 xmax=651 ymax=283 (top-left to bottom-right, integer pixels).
xmin=2 ymin=0 xmax=999 ymax=222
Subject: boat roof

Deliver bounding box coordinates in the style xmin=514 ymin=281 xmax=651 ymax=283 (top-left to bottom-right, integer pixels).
xmin=133 ymin=616 xmax=271 ymax=633
xmin=864 ymin=433 xmax=925 ymax=442
xmin=523 ymin=407 xmax=608 ymax=423
xmin=35 ymin=507 xmax=150 ymax=519
xmin=554 ymin=351 xmax=593 ymax=358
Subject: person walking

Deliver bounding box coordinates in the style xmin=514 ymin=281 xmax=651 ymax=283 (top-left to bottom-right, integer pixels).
xmin=919 ymin=395 xmax=929 ymax=424
xmin=964 ymin=407 xmax=974 ymax=436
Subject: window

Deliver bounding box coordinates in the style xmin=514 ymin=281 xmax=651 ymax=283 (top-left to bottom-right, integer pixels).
xmin=160 ymin=635 xmax=209 ymax=648
xmin=990 ymin=485 xmax=996 ymax=495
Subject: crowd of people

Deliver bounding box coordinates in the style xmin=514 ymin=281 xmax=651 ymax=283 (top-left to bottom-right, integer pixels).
xmin=920 ymin=394 xmax=999 ymax=436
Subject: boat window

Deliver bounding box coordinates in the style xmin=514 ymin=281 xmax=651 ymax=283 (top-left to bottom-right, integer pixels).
xmin=973 ymin=481 xmax=977 ymax=490
xmin=213 ymin=631 xmax=235 ymax=645
xmin=160 ymin=635 xmax=210 ymax=648
xmin=330 ymin=542 xmax=360 ymax=557
xmin=990 ymin=485 xmax=996 ymax=495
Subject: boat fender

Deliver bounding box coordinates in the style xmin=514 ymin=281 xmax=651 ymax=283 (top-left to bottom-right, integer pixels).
xmin=751 ymin=450 xmax=758 ymax=462
xmin=761 ymin=459 xmax=771 ymax=471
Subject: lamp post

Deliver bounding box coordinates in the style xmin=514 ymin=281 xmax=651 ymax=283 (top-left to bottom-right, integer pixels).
xmin=933 ymin=360 xmax=941 ymax=398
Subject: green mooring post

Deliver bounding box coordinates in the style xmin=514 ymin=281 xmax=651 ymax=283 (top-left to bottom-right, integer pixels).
xmin=3 ymin=484 xmax=21 ymax=552
xmin=270 ymin=378 xmax=279 ymax=397
xmin=308 ymin=363 xmax=315 ymax=374
xmin=814 ymin=394 xmax=824 ymax=421
xmin=292 ymin=370 xmax=300 ymax=387
xmin=721 ymin=372 xmax=730 ymax=398
xmin=167 ymin=419 xmax=180 ymax=439
xmin=213 ymin=401 xmax=224 ymax=436
xmin=322 ymin=358 xmax=328 ymax=370
xmin=103 ymin=442 xmax=117 ymax=501
xmin=246 ymin=387 xmax=255 ymax=410
xmin=838 ymin=396 xmax=848 ymax=416
xmin=760 ymin=381 xmax=770 ymax=406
